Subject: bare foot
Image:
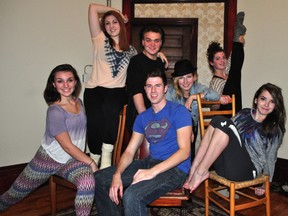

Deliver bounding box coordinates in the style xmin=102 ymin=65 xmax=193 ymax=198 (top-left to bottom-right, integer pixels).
xmin=255 ymin=186 xmax=265 ymax=196
xmin=186 ymin=170 xmax=210 ymax=193
xmin=183 ymin=181 xmax=190 ymax=190
xmin=183 ymin=167 xmax=196 ymax=190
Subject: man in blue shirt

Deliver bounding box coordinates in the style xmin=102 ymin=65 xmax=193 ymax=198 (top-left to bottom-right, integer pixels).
xmin=94 ymin=68 xmax=192 ymax=216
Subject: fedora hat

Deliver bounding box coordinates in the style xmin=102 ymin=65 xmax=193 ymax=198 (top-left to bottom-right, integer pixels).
xmin=171 ymin=59 xmax=197 ymax=77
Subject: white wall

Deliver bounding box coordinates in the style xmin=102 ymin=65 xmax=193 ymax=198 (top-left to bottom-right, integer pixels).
xmin=238 ymin=0 xmax=288 ymax=159
xmin=0 ymin=0 xmax=287 ymax=167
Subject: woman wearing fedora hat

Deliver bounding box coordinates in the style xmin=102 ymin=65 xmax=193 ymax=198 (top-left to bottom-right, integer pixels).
xmin=166 ymin=59 xmax=229 ymax=159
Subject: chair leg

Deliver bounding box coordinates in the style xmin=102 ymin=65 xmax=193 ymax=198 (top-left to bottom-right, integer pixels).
xmin=205 ymin=179 xmax=209 ymax=216
xmin=265 ymin=176 xmax=271 ymax=216
xmin=49 ymin=176 xmax=57 ymax=216
xmin=229 ymin=182 xmax=235 ymax=216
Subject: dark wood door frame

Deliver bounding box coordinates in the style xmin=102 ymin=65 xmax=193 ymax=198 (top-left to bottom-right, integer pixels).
xmin=123 ymin=0 xmax=237 ymax=55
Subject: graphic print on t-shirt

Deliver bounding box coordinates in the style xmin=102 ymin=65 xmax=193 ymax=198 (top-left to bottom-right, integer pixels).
xmin=145 ymin=119 xmax=171 ymax=144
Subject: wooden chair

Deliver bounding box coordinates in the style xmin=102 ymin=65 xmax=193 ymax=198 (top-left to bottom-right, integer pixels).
xmin=49 ymin=105 xmax=127 ymax=216
xmin=197 ymin=94 xmax=236 ymax=138
xmin=197 ymin=94 xmax=271 ymax=216
xmin=112 ymin=104 xmax=127 ymax=165
xmin=138 ymin=139 xmax=190 ymax=216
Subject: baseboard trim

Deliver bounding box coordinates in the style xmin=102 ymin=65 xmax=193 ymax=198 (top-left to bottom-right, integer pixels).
xmin=273 ymin=157 xmax=288 ymax=182
xmin=0 ymin=163 xmax=27 ymax=193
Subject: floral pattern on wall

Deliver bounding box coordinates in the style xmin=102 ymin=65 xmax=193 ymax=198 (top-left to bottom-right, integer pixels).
xmin=135 ymin=3 xmax=224 ymax=86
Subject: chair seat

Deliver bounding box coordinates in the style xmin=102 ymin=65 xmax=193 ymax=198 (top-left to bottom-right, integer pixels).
xmin=51 ymin=175 xmax=76 ymax=189
xmin=206 ymin=170 xmax=270 ymax=216
xmin=162 ymin=188 xmax=187 ymax=196
xmin=156 ymin=188 xmax=189 ymax=199
xmin=209 ymin=171 xmax=267 ymax=189
xmin=149 ymin=188 xmax=189 ymax=207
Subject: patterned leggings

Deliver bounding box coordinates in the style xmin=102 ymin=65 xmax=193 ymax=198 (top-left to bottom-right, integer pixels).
xmin=0 ymin=146 xmax=95 ymax=216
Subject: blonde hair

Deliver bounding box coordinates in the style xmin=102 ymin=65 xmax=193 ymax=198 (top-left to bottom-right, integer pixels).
xmin=172 ymin=77 xmax=184 ymax=99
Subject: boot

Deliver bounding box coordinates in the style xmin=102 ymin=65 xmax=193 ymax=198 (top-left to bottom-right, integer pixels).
xmin=233 ymin=12 xmax=246 ymax=42
xmin=100 ymin=143 xmax=114 ymax=169
xmin=90 ymin=153 xmax=101 ymax=166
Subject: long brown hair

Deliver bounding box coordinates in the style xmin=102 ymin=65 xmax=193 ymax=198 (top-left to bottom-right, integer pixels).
xmin=253 ymin=83 xmax=286 ymax=137
xmin=101 ymin=11 xmax=129 ymax=51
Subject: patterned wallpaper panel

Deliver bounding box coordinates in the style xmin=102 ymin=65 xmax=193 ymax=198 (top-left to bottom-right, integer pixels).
xmin=135 ymin=3 xmax=224 ymax=86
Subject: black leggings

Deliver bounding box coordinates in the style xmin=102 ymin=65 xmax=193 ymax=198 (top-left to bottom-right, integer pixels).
xmin=221 ymin=42 xmax=244 ymax=112
xmin=84 ymin=87 xmax=127 ymax=154
xmin=190 ymin=123 xmax=198 ymax=162
xmin=210 ymin=116 xmax=256 ymax=181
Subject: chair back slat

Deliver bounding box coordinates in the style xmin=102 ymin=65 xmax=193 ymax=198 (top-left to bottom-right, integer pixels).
xmin=197 ymin=94 xmax=236 ymax=138
xmin=112 ymin=104 xmax=127 ymax=165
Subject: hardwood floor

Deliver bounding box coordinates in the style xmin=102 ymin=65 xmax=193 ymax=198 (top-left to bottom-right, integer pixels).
xmin=0 ymin=183 xmax=75 ymax=216
xmin=1 ymin=182 xmax=287 ymax=216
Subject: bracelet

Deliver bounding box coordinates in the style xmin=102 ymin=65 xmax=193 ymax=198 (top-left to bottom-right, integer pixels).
xmin=89 ymin=159 xmax=94 ymax=166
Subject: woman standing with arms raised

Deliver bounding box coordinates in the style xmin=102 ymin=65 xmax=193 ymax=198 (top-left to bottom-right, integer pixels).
xmin=85 ymin=3 xmax=137 ymax=169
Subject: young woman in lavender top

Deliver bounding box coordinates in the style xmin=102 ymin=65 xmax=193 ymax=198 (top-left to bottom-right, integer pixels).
xmin=0 ymin=64 xmax=97 ymax=216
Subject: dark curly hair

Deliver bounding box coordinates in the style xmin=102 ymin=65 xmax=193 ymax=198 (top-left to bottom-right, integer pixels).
xmin=206 ymin=41 xmax=225 ymax=72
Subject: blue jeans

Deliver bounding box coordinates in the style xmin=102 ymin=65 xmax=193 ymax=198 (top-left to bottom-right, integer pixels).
xmin=94 ymin=157 xmax=187 ymax=216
